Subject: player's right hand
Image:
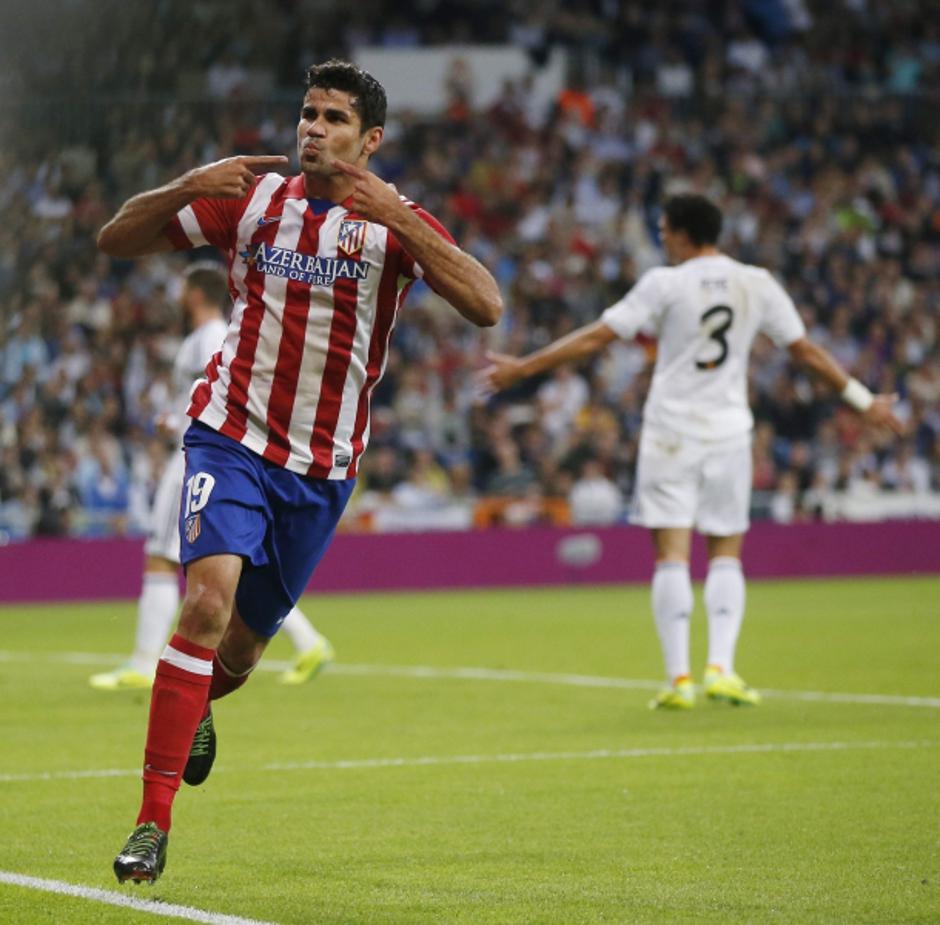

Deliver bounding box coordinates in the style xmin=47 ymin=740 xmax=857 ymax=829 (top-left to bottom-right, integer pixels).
xmin=184 ymin=155 xmax=289 ymax=199
xmin=477 ymin=351 xmax=524 ymax=395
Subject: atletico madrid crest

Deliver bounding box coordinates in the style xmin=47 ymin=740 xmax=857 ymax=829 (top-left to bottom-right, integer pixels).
xmin=185 ymin=514 xmax=201 ymax=544
xmin=337 ymin=219 xmax=367 ymax=256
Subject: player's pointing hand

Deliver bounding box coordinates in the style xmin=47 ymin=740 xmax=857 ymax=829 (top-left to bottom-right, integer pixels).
xmin=331 ymin=158 xmax=403 ymax=223
xmin=185 ymin=155 xmax=289 ymax=200
xmin=331 ymin=159 xmax=366 ymax=179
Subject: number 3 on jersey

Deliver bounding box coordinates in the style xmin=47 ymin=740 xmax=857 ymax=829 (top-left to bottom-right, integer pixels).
xmin=696 ymin=304 xmax=734 ymax=370
xmin=184 ymin=472 xmax=216 ymax=517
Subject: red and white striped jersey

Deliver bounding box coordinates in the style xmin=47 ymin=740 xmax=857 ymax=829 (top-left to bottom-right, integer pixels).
xmin=163 ymin=173 xmax=454 ymax=479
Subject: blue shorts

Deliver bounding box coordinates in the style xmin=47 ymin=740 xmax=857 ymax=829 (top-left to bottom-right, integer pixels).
xmin=180 ymin=422 xmax=354 ymax=637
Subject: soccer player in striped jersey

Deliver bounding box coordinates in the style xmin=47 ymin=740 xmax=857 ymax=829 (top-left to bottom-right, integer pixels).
xmin=99 ymin=60 xmax=502 ymax=883
xmin=480 ymin=194 xmax=902 ymax=711
xmin=88 ymin=263 xmax=334 ymax=694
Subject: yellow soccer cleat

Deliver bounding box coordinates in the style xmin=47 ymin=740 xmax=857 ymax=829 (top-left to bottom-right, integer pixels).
xmin=649 ymin=677 xmax=696 ymax=710
xmin=89 ymin=665 xmax=155 ymax=691
xmin=279 ymin=636 xmax=335 ymax=685
xmin=704 ymin=666 xmax=761 ymax=706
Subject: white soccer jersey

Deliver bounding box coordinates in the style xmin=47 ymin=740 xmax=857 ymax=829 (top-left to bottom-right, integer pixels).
xmin=146 ymin=316 xmax=228 ymax=561
xmin=601 ymin=254 xmax=806 ymax=440
xmin=172 ymin=318 xmax=229 ymax=442
xmin=164 ymin=172 xmax=454 ymax=479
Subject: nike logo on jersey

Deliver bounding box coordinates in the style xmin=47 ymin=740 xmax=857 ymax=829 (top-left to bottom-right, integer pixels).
xmin=257 ymin=214 xmax=283 ymax=226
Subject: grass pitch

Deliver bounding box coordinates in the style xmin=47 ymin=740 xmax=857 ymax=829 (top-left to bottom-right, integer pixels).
xmin=0 ymin=576 xmax=937 ymax=924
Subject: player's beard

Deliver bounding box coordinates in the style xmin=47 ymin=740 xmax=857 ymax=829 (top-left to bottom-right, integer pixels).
xmin=300 ymin=151 xmax=332 ymax=178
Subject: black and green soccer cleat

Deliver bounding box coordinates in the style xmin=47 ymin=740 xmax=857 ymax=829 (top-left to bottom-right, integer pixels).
xmin=183 ymin=708 xmax=216 ymax=786
xmin=114 ymin=822 xmax=168 ymax=884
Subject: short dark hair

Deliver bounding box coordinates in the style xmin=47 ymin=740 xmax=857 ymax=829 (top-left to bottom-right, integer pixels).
xmin=663 ymin=194 xmax=723 ymax=246
xmin=183 ymin=261 xmax=229 ymax=310
xmin=305 ymin=59 xmax=387 ymax=130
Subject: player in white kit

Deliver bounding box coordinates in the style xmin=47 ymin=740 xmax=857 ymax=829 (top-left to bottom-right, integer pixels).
xmin=480 ymin=194 xmax=902 ymax=708
xmin=90 ymin=263 xmax=333 ymax=691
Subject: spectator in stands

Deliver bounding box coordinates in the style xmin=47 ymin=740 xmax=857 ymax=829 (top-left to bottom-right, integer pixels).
xmin=536 ymin=365 xmax=591 ymax=445
xmin=485 ymin=436 xmax=537 ymax=499
xmin=880 ymin=441 xmax=931 ymax=493
xmin=568 ymin=457 xmax=624 ymax=525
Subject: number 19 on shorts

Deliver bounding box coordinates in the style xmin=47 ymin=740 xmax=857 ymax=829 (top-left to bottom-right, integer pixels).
xmin=184 ymin=472 xmax=216 ymax=517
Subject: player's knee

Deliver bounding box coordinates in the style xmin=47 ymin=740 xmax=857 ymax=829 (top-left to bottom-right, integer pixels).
xmin=178 ymin=583 xmax=231 ymax=640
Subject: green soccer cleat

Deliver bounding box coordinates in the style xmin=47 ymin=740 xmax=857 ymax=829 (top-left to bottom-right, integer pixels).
xmin=704 ymin=667 xmax=762 ymax=706
xmin=183 ymin=708 xmax=216 ymax=786
xmin=279 ymin=636 xmax=335 ymax=685
xmin=649 ymin=677 xmax=696 ymax=710
xmin=89 ymin=665 xmax=154 ymax=691
xmin=114 ymin=822 xmax=167 ymax=884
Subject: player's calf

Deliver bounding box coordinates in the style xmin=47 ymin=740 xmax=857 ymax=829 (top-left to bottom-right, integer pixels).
xmin=183 ymin=707 xmax=216 ymax=786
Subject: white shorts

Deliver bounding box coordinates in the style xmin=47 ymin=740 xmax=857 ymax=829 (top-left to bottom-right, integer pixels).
xmin=144 ymin=449 xmax=186 ymax=562
xmin=631 ymin=426 xmax=752 ymax=536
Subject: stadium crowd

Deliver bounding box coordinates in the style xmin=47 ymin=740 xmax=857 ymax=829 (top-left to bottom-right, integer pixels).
xmin=1 ymin=0 xmax=939 ymax=538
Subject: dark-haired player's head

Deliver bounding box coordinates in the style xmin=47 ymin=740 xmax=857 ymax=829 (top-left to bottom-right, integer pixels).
xmin=182 ymin=261 xmax=229 ymax=328
xmin=299 ymin=60 xmax=387 ymax=178
xmin=183 ymin=261 xmax=229 ymax=309
xmin=659 ymin=194 xmax=723 ymax=264
xmin=305 ymin=59 xmax=387 ymax=130
xmin=662 ymin=194 xmax=723 ymax=246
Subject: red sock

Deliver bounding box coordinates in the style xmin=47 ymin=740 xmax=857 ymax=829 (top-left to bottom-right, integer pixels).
xmin=137 ymin=634 xmax=214 ymax=831
xmin=208 ymin=652 xmax=253 ymax=703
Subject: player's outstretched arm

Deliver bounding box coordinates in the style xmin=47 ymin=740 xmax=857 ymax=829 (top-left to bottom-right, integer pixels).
xmin=787 ymin=336 xmax=904 ymax=435
xmin=478 ymin=320 xmax=618 ymax=393
xmin=97 ymin=155 xmax=288 ymax=259
xmin=332 ymin=159 xmax=502 ymax=327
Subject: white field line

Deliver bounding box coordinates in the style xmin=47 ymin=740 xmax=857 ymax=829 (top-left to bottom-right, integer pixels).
xmin=263 ymin=738 xmax=935 ymax=772
xmin=0 ymin=871 xmax=279 ymax=925
xmin=330 ymin=662 xmax=661 ymax=690
xmin=327 ymin=663 xmax=940 ymax=708
xmin=0 ymin=767 xmax=140 ymax=783
xmin=0 ymin=739 xmax=934 ymax=785
xmin=3 ymin=649 xmax=937 ymax=709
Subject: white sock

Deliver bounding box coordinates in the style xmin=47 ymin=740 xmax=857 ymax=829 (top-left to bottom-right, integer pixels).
xmin=651 ymin=562 xmax=693 ymax=683
xmin=280 ymin=607 xmax=322 ymax=652
xmin=129 ymin=573 xmax=179 ymax=675
xmin=705 ymin=557 xmax=745 ymax=674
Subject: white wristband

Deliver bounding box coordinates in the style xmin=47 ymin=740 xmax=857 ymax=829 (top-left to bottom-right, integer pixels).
xmin=841 ymin=377 xmax=874 ymax=412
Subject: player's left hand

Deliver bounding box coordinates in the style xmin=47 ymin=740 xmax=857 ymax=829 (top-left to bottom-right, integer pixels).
xmin=476 ymin=351 xmax=525 ymax=395
xmin=864 ymin=393 xmax=905 ymax=437
xmin=331 ymin=159 xmax=403 ymax=224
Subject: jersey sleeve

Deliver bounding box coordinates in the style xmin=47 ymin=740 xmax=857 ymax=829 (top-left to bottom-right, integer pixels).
xmin=162 ymin=177 xmax=262 ymax=253
xmin=600 ymin=268 xmax=667 ymax=340
xmin=397 ymin=199 xmax=457 ymax=281
xmin=756 ymin=270 xmax=806 ymax=347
